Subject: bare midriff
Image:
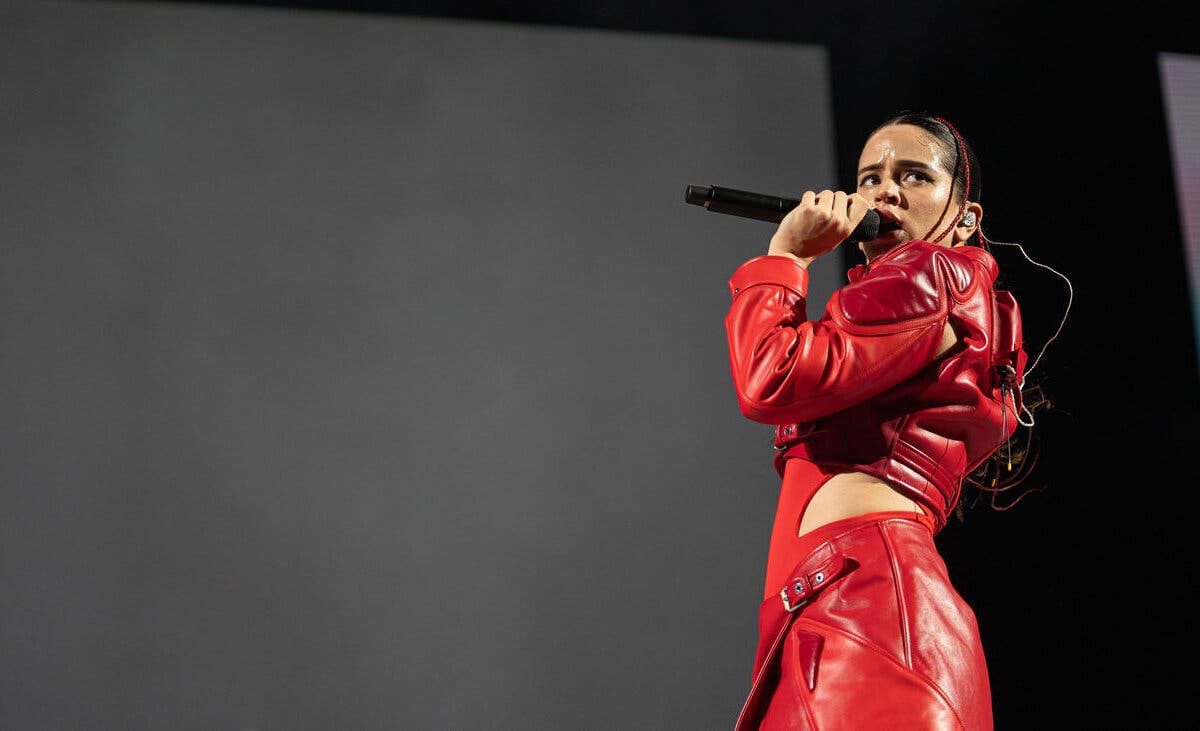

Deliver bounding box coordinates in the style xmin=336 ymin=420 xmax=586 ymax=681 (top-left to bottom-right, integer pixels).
xmin=796 ymin=470 xmax=924 ymax=536
xmin=760 ymin=329 xmax=957 ymax=599
xmin=763 ymin=458 xmax=932 ymax=600
xmin=788 ymin=325 xmax=954 ymax=537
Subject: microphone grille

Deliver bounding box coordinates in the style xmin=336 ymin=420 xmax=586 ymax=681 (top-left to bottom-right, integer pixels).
xmin=853 ymin=209 xmax=881 ymax=242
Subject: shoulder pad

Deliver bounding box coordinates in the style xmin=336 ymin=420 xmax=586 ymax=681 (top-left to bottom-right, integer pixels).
xmin=940 ymin=244 xmax=998 ymax=295
xmin=836 ymin=242 xmax=943 ymax=326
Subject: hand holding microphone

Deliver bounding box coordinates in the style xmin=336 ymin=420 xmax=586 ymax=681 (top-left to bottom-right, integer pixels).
xmin=769 ymin=190 xmax=873 ymax=267
xmin=685 ymin=184 xmax=879 ymax=267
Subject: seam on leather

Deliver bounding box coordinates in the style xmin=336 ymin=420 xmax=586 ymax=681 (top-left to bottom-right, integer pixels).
xmin=736 ymin=611 xmax=796 ymax=729
xmin=893 ymin=439 xmax=952 ymax=490
xmin=884 ymin=414 xmax=910 ymax=467
xmin=735 ymin=323 xmax=929 ymax=420
xmin=784 ymin=626 xmax=821 ymax=729
xmin=936 ymin=250 xmax=980 ymax=304
xmin=830 ymin=256 xmax=951 ymax=337
xmin=833 ymin=290 xmax=946 ymax=332
xmin=834 ymin=328 xmax=927 ymax=389
xmin=838 ymin=245 xmax=946 ymax=327
xmin=878 ymin=521 xmax=912 ymax=670
xmin=791 ymin=616 xmax=969 ymax=730
xmin=731 ymin=279 xmax=805 ymax=300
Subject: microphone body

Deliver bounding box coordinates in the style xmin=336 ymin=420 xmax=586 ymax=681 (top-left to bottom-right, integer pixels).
xmin=685 ymin=184 xmax=881 ymax=243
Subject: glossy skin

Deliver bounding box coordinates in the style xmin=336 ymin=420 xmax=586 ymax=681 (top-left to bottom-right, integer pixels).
xmin=767 ymin=123 xmax=983 ymax=266
xmin=764 ymin=123 xmax=985 ymax=537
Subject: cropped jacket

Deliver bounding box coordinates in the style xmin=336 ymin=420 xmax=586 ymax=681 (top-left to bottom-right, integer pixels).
xmin=724 ymin=240 xmax=1028 ymax=533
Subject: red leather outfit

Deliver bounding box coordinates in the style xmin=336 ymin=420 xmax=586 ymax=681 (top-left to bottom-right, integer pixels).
xmin=724 ymin=241 xmax=1027 ymax=730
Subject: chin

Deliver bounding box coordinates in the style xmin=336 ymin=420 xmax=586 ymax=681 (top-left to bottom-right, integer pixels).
xmin=861 ymin=233 xmax=908 ymax=261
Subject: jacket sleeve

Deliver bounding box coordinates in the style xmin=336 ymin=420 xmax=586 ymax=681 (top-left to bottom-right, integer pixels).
xmin=724 ymin=249 xmax=953 ymax=425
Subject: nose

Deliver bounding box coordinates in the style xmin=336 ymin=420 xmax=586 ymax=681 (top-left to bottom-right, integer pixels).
xmin=874 ymin=179 xmax=901 ymax=205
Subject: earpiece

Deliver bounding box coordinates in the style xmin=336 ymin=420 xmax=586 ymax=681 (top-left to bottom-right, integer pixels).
xmin=961 ymin=211 xmax=977 ymax=227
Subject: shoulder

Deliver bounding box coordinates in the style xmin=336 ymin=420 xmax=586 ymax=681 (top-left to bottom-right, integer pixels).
xmin=938 ymin=243 xmax=999 ymax=295
xmin=837 ymin=242 xmax=997 ymax=326
xmin=887 ymin=241 xmax=998 ymax=287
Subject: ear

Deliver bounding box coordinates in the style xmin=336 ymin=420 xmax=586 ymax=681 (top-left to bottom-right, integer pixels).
xmin=951 ymin=202 xmax=983 ymax=246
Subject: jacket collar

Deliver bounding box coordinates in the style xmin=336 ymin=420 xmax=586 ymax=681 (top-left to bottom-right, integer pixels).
xmin=845 ymin=241 xmax=999 ymax=284
xmin=846 ymin=240 xmax=921 ymax=283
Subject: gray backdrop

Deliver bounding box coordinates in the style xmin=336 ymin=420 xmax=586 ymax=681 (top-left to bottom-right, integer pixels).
xmin=0 ymin=1 xmax=837 ymax=728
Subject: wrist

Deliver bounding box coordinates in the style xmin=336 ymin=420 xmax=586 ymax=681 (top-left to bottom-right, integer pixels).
xmin=766 ymin=248 xmax=813 ymax=268
xmin=728 ymin=255 xmax=811 ymax=298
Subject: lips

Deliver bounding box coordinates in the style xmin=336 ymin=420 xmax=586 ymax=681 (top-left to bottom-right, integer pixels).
xmin=872 ymin=208 xmax=902 ymax=235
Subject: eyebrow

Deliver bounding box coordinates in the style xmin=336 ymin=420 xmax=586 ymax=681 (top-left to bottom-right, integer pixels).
xmin=857 ymin=159 xmax=939 ymax=175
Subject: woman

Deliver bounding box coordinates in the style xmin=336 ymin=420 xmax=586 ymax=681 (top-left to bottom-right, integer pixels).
xmin=724 ymin=113 xmax=1027 ymax=730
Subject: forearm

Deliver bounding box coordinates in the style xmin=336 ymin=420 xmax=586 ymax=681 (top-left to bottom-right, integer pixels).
xmin=724 ymin=254 xmax=947 ymax=424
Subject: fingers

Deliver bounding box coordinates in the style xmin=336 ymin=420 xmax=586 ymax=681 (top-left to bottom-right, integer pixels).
xmin=797 ymin=190 xmax=839 ymax=225
xmin=811 ymin=190 xmax=839 ymax=218
xmin=830 ymin=191 xmax=847 ymax=217
xmin=806 ymin=190 xmax=856 ymax=217
xmin=773 ymin=189 xmax=861 ymax=261
xmin=812 ymin=190 xmax=852 ymax=234
xmin=847 ymin=193 xmax=871 ymax=223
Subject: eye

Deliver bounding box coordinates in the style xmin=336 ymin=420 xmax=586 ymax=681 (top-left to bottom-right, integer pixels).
xmin=903 ymin=170 xmax=932 ymax=183
xmin=858 ymin=174 xmax=879 ymax=187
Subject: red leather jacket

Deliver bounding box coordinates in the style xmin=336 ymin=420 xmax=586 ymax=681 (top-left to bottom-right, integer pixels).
xmin=724 ymin=240 xmax=1027 ymax=532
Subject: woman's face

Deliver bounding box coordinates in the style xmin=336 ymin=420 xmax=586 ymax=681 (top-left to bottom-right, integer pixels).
xmin=855 ymin=123 xmax=967 ymax=259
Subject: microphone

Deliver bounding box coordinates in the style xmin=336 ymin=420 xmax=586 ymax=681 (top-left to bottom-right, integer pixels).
xmin=685 ymin=184 xmax=881 ymax=243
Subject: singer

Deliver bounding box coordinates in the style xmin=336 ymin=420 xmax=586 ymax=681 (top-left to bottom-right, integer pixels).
xmin=725 ymin=113 xmax=1029 ymax=730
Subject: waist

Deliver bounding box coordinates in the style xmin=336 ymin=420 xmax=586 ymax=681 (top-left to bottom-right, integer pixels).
xmin=762 ymin=500 xmax=934 ymax=602
xmin=773 ymin=437 xmax=963 ymax=531
xmin=763 ymin=460 xmax=936 ymax=600
xmin=793 ymin=466 xmax=928 ymax=536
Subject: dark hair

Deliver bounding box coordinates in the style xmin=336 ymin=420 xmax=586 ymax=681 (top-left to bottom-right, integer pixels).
xmin=874 ymin=112 xmax=982 ymax=205
xmin=871 ymin=112 xmax=1050 ymax=519
xmin=957 ymin=385 xmax=1052 ymax=519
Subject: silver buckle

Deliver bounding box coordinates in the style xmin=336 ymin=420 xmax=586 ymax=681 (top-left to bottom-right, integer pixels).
xmin=780 ymin=582 xmax=807 ymax=612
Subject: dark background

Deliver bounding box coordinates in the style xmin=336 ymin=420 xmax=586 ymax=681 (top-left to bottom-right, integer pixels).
xmin=9 ymin=0 xmax=1200 ymax=728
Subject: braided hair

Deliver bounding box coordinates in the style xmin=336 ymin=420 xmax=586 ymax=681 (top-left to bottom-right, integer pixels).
xmin=871 ymin=112 xmax=1051 ymax=517
xmin=871 ymin=112 xmax=982 ymax=246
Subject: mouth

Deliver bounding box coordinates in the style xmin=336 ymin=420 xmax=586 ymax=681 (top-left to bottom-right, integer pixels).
xmin=872 ymin=208 xmax=903 ymax=237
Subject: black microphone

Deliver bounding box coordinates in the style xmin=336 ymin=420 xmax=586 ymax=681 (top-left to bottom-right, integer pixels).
xmin=685 ymin=184 xmax=881 ymax=243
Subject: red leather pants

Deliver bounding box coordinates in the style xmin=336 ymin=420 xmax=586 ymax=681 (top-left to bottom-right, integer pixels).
xmin=736 ymin=513 xmax=993 ymax=731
